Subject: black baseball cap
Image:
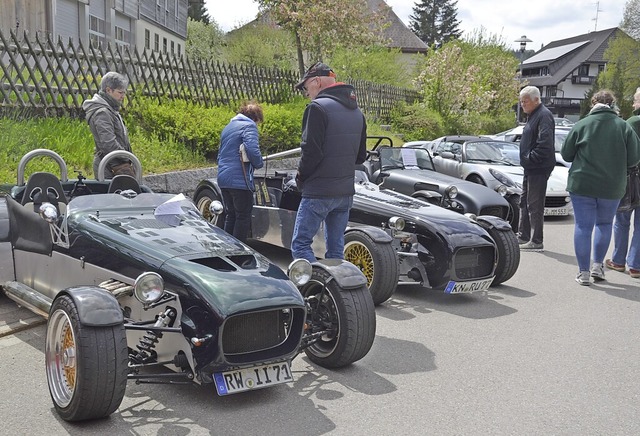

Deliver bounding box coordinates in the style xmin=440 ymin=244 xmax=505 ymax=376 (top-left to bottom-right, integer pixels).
xmin=295 ymin=62 xmax=336 ymax=90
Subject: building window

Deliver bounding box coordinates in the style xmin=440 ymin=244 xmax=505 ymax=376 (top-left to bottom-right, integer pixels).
xmin=89 ymin=15 xmax=106 ymax=48
xmin=578 ymin=64 xmax=589 ymax=76
xmin=177 ymin=43 xmax=181 ymax=56
xmin=163 ymin=37 xmax=167 ymax=53
xmin=598 ymin=64 xmax=605 ymax=73
xmin=154 ymin=34 xmax=159 ymax=52
xmin=171 ymin=41 xmax=174 ymax=54
xmin=114 ymin=26 xmax=130 ymax=46
xmin=145 ymin=29 xmax=150 ymax=49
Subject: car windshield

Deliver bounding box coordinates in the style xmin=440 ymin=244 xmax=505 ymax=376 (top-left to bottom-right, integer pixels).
xmin=465 ymin=141 xmax=517 ymax=165
xmin=379 ymin=147 xmax=435 ymax=171
xmin=67 ymin=192 xmax=197 ymax=216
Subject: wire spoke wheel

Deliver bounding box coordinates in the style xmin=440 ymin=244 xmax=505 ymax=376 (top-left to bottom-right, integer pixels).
xmin=46 ymin=309 xmax=77 ymax=408
xmin=344 ymin=241 xmax=374 ymax=287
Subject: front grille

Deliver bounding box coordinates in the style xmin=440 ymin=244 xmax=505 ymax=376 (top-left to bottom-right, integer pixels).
xmin=223 ymin=310 xmax=286 ymax=354
xmin=453 ymin=246 xmax=495 ymax=280
xmin=545 ymin=196 xmax=569 ymax=208
xmin=479 ymin=206 xmax=508 ymax=219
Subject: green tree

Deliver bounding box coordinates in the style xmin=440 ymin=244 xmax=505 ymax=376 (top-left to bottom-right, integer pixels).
xmin=188 ymin=0 xmax=211 ymax=24
xmin=328 ymin=44 xmax=413 ymax=87
xmin=224 ymin=23 xmax=297 ymax=70
xmin=409 ymin=0 xmax=461 ymax=48
xmin=621 ymin=0 xmax=640 ymax=40
xmin=186 ymin=18 xmax=225 ymax=62
xmin=597 ymin=32 xmax=640 ymax=118
xmin=256 ymin=0 xmax=384 ymax=75
xmin=413 ymin=34 xmax=520 ymax=133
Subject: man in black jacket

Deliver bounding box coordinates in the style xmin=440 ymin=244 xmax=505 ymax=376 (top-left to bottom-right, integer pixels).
xmin=290 ymin=62 xmax=367 ymax=262
xmin=518 ymin=86 xmax=556 ymax=251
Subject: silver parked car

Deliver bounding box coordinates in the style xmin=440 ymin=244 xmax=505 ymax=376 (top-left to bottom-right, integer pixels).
xmin=407 ymin=136 xmax=572 ymax=217
xmin=490 ymin=125 xmax=572 ymax=167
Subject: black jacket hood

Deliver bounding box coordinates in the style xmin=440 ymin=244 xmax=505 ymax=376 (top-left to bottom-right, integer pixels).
xmin=315 ymin=83 xmax=359 ymax=110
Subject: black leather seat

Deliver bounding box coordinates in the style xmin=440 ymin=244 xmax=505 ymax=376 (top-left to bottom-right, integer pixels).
xmin=108 ymin=175 xmax=141 ymax=194
xmin=21 ymin=172 xmax=67 ymax=213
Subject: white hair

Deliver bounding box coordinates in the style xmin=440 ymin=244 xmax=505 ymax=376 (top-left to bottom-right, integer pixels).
xmin=519 ymin=86 xmax=540 ymax=102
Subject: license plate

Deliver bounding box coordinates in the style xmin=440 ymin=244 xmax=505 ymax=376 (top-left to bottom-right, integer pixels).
xmin=214 ymin=361 xmax=293 ymax=395
xmin=444 ymin=277 xmax=494 ymax=294
xmin=544 ymin=208 xmax=568 ymax=216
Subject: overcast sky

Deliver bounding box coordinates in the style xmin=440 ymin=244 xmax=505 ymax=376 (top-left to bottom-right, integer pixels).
xmin=205 ymin=0 xmax=627 ymax=51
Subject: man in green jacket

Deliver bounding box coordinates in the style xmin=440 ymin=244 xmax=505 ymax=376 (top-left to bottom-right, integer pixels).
xmin=561 ymin=90 xmax=640 ymax=285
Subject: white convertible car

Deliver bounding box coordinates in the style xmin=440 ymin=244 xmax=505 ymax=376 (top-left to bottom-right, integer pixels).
xmin=404 ymin=136 xmax=572 ymax=217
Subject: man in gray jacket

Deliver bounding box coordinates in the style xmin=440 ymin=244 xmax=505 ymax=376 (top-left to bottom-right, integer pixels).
xmin=82 ymin=72 xmax=135 ymax=179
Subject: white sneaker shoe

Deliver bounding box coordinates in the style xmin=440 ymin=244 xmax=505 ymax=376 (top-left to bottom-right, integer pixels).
xmin=590 ymin=263 xmax=605 ymax=281
xmin=575 ymin=271 xmax=590 ymax=286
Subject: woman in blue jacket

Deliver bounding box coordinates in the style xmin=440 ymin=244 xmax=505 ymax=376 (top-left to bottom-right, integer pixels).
xmin=217 ymin=101 xmax=264 ymax=242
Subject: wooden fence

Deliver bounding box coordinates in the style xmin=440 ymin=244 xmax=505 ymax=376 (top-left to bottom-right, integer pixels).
xmin=0 ymin=28 xmax=419 ymax=121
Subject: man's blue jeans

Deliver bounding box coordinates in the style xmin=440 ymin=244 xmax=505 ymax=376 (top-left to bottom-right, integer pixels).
xmin=570 ymin=193 xmax=620 ymax=271
xmin=291 ymin=196 xmax=353 ymax=262
xmin=612 ymin=208 xmax=640 ymax=270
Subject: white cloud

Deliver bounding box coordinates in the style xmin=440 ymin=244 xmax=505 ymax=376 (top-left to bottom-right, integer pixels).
xmin=206 ymin=0 xmax=627 ymax=51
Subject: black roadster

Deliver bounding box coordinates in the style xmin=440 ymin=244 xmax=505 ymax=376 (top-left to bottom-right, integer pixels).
xmin=193 ymin=148 xmax=520 ymax=306
xmin=362 ymin=136 xmax=520 ymax=230
xmin=0 ymin=149 xmax=376 ymax=422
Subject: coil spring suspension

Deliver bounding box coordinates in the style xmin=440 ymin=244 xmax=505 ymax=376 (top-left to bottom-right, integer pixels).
xmin=132 ymin=308 xmax=175 ymax=364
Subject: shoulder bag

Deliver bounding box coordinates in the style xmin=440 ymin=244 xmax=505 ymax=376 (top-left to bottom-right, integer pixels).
xmin=618 ymin=165 xmax=640 ymax=212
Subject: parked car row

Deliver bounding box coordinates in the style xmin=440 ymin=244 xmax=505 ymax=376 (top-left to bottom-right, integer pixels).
xmin=0 ymin=137 xmax=548 ymax=422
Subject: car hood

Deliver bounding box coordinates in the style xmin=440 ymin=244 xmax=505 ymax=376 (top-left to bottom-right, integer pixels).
xmin=386 ymin=168 xmax=507 ymax=199
xmin=354 ymin=183 xmax=494 ymax=242
xmin=492 ymin=165 xmax=568 ymax=193
xmin=65 ymin=194 xmax=304 ymax=317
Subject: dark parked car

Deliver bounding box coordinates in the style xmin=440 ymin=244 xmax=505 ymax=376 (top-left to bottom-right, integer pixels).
xmin=0 ymin=149 xmax=376 ymax=422
xmin=193 ymin=148 xmax=520 ymax=306
xmin=360 ymin=136 xmax=519 ymax=230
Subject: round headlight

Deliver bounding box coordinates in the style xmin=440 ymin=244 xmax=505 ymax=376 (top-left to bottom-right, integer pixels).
xmin=134 ymin=272 xmax=164 ymax=304
xmin=495 ymin=185 xmax=508 ymax=196
xmin=464 ymin=213 xmax=477 ymax=222
xmin=287 ymin=258 xmax=312 ymax=286
xmin=209 ymin=200 xmax=224 ymax=216
xmin=445 ymin=185 xmax=458 ymax=199
xmin=388 ymin=216 xmax=405 ymax=231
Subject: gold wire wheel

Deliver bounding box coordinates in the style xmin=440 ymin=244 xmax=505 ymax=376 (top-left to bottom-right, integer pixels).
xmin=344 ymin=241 xmax=374 ymax=286
xmin=46 ymin=308 xmax=77 ymax=408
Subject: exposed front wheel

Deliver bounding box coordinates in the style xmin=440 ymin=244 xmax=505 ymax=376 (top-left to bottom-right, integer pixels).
xmin=505 ymin=195 xmax=520 ymax=232
xmin=195 ymin=187 xmax=225 ymax=227
xmin=300 ymin=267 xmax=376 ymax=368
xmin=46 ymin=295 xmax=128 ymax=421
xmin=344 ymin=231 xmax=398 ymax=305
xmin=483 ymin=225 xmax=520 ymax=285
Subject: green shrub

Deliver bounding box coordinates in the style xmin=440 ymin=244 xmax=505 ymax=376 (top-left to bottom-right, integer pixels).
xmin=259 ymin=100 xmax=306 ymax=153
xmin=389 ymin=102 xmax=445 ymax=141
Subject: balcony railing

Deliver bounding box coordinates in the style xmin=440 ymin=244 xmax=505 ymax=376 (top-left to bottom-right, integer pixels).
xmin=571 ymin=75 xmax=596 ymax=85
xmin=542 ymin=97 xmax=584 ymax=108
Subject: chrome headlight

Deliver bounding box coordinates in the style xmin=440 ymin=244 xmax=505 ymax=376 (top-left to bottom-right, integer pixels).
xmin=489 ymin=168 xmax=516 ymax=187
xmin=445 ymin=185 xmax=458 ymax=199
xmin=388 ymin=216 xmax=405 ymax=231
xmin=209 ymin=200 xmax=224 ymax=216
xmin=464 ymin=213 xmax=477 ymax=222
xmin=39 ymin=203 xmax=58 ymax=223
xmin=134 ymin=272 xmax=165 ymax=305
xmin=287 ymin=258 xmax=312 ymax=286
xmin=495 ymin=184 xmax=508 ymax=196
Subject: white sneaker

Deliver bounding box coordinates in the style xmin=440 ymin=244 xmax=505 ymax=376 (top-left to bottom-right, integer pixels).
xmin=590 ymin=263 xmax=605 ymax=281
xmin=575 ymin=271 xmax=590 ymax=286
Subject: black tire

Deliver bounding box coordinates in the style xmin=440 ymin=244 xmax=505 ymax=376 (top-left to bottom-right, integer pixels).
xmin=300 ymin=267 xmax=376 ymax=368
xmin=483 ymin=225 xmax=520 ymax=285
xmin=344 ymin=231 xmax=398 ymax=305
xmin=195 ymin=187 xmax=225 ymax=227
xmin=45 ymin=295 xmax=128 ymax=422
xmin=505 ymin=195 xmax=520 ymax=232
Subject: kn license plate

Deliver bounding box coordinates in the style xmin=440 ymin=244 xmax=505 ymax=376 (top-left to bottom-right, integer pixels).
xmin=444 ymin=277 xmax=494 ymax=294
xmin=214 ymin=361 xmax=293 ymax=395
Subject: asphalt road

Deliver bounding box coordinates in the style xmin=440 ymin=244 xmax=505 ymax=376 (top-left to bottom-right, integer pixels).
xmin=1 ymin=216 xmax=639 ymax=435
